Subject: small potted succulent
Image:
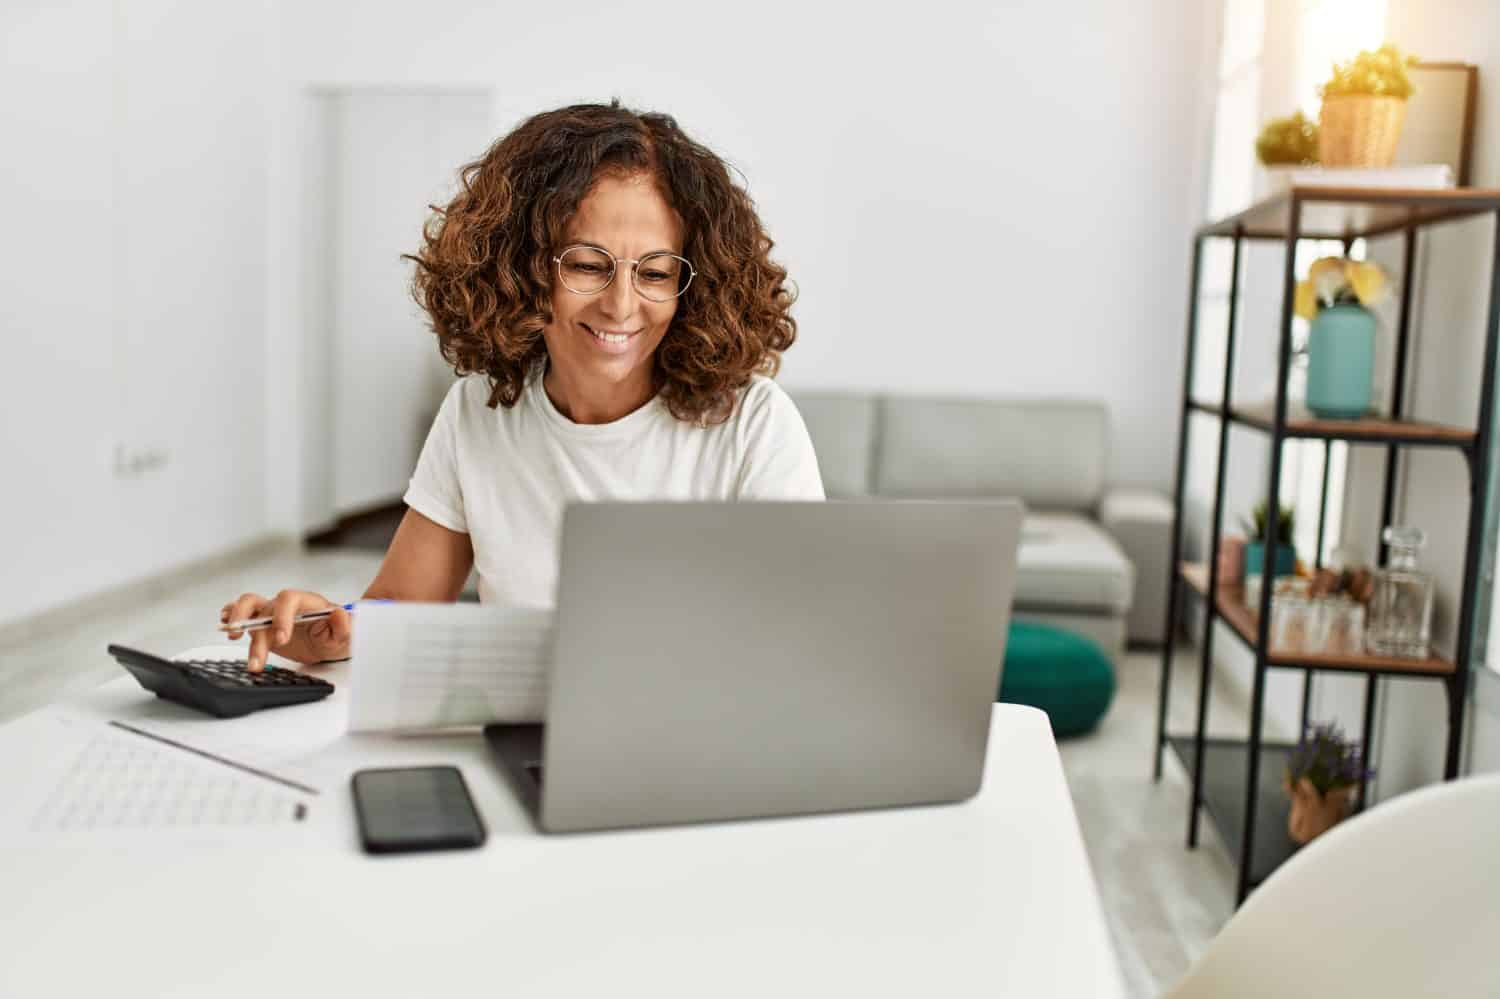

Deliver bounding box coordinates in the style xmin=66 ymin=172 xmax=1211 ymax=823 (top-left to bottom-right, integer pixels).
xmin=1256 ymin=111 xmax=1319 ymax=193
xmin=1318 ymin=43 xmax=1417 ymax=167
xmin=1240 ymin=501 xmax=1297 ymax=585
xmin=1284 ymin=722 xmax=1373 ymax=844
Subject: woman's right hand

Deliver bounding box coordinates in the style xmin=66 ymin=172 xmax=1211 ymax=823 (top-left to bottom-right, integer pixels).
xmin=220 ymin=590 xmax=353 ymax=672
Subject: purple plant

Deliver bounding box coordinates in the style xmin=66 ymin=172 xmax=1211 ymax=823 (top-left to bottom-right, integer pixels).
xmin=1286 ymin=721 xmax=1374 ymax=795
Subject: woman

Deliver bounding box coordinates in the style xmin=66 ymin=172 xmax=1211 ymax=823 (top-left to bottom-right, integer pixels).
xmin=223 ymin=101 xmax=824 ymax=671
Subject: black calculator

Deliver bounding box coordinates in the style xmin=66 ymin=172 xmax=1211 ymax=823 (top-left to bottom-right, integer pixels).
xmin=106 ymin=644 xmax=336 ymax=719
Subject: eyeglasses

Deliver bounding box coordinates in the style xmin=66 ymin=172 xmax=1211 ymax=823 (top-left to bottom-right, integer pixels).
xmin=552 ymin=244 xmax=696 ymax=302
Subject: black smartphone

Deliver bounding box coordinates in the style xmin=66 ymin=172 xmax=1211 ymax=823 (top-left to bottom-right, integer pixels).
xmin=350 ymin=766 xmax=487 ymax=854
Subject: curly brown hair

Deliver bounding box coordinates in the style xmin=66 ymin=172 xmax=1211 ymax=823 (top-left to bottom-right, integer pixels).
xmin=404 ymin=100 xmax=797 ymax=426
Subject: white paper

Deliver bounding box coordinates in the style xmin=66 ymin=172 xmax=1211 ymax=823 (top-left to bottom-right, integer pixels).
xmin=347 ymin=602 xmax=554 ymax=732
xmin=1 ymin=713 xmax=310 ymax=842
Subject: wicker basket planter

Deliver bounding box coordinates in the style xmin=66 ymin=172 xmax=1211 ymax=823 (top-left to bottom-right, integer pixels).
xmin=1318 ymin=95 xmax=1407 ymax=167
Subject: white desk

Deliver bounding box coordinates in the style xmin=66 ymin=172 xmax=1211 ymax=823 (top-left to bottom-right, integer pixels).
xmin=0 ymin=662 xmax=1123 ymax=998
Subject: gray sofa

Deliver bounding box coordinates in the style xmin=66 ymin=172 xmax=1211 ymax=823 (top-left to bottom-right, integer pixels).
xmin=790 ymin=392 xmax=1174 ymax=660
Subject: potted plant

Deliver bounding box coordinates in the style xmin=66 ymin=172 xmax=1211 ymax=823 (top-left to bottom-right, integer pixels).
xmin=1256 ymin=111 xmax=1319 ymax=193
xmin=1283 ymin=722 xmax=1373 ymax=844
xmin=1318 ymin=43 xmax=1417 ymax=167
xmin=1294 ymin=256 xmax=1390 ymax=419
xmin=1239 ymin=501 xmax=1297 ymax=584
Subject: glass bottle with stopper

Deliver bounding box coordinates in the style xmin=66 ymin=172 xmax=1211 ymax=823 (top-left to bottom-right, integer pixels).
xmin=1365 ymin=526 xmax=1434 ymax=659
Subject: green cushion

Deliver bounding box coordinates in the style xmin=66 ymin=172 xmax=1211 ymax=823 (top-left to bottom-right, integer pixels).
xmin=998 ymin=621 xmax=1116 ymax=738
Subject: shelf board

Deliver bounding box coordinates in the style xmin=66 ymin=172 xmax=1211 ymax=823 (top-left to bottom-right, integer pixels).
xmin=1179 ymin=563 xmax=1456 ymax=676
xmin=1197 ymin=186 xmax=1500 ymax=241
xmin=1166 ymin=735 xmax=1300 ymax=887
xmin=1230 ymin=404 xmax=1475 ymax=447
xmin=1187 ymin=399 xmax=1475 ymax=448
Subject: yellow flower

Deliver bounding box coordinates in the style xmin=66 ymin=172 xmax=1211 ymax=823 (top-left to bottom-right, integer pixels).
xmin=1345 ymin=260 xmax=1387 ymax=305
xmin=1309 ymin=257 xmax=1346 ymax=304
xmin=1295 ymin=280 xmax=1319 ymax=320
xmin=1309 ymin=257 xmax=1345 ymax=281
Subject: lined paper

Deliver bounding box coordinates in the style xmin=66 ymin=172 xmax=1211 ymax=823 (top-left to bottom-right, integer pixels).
xmin=347 ymin=602 xmax=555 ymax=732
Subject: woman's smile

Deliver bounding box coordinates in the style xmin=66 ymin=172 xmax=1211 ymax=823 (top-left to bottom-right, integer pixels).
xmin=581 ymin=322 xmax=643 ymax=350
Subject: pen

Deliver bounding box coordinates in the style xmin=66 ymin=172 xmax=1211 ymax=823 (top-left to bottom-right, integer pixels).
xmin=219 ymin=599 xmax=391 ymax=633
xmin=109 ymin=720 xmax=321 ymax=796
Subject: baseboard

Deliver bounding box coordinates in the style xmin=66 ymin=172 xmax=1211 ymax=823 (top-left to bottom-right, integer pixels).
xmin=0 ymin=534 xmax=300 ymax=650
xmin=306 ymin=499 xmax=405 ymax=547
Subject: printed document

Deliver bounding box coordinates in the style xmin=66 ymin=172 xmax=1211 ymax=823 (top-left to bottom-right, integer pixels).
xmin=347 ymin=602 xmax=554 ymax=732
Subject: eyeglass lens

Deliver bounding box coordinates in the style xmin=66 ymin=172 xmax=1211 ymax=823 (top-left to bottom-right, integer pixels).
xmin=557 ymin=246 xmax=690 ymax=301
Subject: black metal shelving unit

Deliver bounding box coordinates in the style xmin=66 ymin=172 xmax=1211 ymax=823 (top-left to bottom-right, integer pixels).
xmin=1153 ymin=186 xmax=1500 ymax=905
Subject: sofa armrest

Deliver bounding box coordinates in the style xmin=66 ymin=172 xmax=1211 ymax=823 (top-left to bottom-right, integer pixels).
xmin=1098 ymin=487 xmax=1175 ymax=644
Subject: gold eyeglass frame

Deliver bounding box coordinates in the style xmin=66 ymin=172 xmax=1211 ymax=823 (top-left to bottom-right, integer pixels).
xmin=552 ymin=244 xmax=697 ymax=302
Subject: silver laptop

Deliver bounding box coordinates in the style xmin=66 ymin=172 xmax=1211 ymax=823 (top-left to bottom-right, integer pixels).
xmin=485 ymin=500 xmax=1022 ymax=833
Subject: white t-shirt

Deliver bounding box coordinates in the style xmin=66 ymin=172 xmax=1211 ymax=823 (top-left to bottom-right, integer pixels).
xmin=402 ymin=367 xmax=825 ymax=608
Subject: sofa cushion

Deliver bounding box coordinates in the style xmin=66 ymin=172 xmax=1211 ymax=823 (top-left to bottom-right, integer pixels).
xmin=788 ymin=392 xmax=876 ymax=498
xmin=874 ymin=397 xmax=1107 ymax=511
xmin=1016 ymin=512 xmax=1134 ymax=614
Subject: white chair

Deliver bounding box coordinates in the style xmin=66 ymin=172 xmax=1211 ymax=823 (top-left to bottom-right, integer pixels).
xmin=1167 ymin=774 xmax=1500 ymax=998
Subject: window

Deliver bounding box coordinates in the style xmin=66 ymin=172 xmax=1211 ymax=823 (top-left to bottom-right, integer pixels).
xmin=1187 ymin=0 xmax=1268 ymax=555
xmin=1296 ymin=0 xmax=1390 ymax=116
xmin=1282 ymin=0 xmax=1386 ymax=566
xmin=1206 ymin=0 xmax=1266 ymax=224
xmin=1485 ymin=417 xmax=1500 ymax=676
xmin=1194 ymin=0 xmax=1386 ymax=567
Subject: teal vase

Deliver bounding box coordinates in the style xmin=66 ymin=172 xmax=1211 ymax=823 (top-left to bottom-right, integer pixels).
xmin=1306 ymin=303 xmax=1375 ymax=420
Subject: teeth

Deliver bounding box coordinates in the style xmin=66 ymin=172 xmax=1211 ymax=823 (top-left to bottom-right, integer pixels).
xmin=590 ymin=327 xmax=631 ymax=344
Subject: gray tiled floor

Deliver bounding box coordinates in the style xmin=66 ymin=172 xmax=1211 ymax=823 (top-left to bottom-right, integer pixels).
xmin=1065 ymin=648 xmax=1245 ymax=996
xmin=0 ymin=547 xmax=1256 ymax=998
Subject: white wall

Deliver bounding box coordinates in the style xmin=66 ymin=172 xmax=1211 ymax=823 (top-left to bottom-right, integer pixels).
xmin=3 ymin=1 xmax=1213 ymax=632
xmin=269 ymin=0 xmax=1213 ymax=510
xmin=2 ymin=3 xmax=117 ymax=628
xmin=322 ymin=91 xmax=491 ymax=516
xmin=1 ymin=0 xmax=274 ymax=632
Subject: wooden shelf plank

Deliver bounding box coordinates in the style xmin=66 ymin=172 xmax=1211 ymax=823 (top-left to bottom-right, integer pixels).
xmin=1198 ymin=186 xmax=1500 ymax=241
xmin=1187 ymin=399 xmax=1474 ymax=447
xmin=1178 ymin=563 xmax=1455 ymax=676
xmin=1230 ymin=403 xmax=1474 ymax=447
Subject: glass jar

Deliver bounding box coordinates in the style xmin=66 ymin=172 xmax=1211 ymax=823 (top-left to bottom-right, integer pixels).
xmin=1304 ymin=597 xmax=1333 ymax=653
xmin=1274 ymin=594 xmax=1313 ymax=653
xmin=1263 ymin=578 xmax=1311 ymax=653
xmin=1365 ymin=526 xmax=1434 ymax=658
xmin=1322 ymin=597 xmax=1366 ymax=656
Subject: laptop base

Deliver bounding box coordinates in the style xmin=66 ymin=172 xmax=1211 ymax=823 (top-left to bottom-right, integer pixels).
xmin=483 ymin=724 xmax=545 ymax=823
